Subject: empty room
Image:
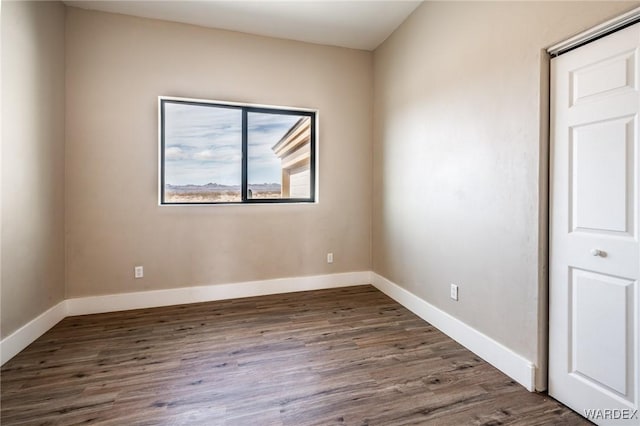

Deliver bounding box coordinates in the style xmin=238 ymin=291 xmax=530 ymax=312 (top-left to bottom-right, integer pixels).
xmin=1 ymin=1 xmax=639 ymax=424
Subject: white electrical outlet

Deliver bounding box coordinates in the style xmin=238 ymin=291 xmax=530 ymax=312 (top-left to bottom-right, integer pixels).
xmin=327 ymin=253 xmax=334 ymax=264
xmin=450 ymin=283 xmax=459 ymax=301
xmin=134 ymin=266 xmax=144 ymax=279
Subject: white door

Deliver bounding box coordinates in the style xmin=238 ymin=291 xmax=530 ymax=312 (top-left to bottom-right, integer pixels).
xmin=550 ymin=23 xmax=640 ymax=425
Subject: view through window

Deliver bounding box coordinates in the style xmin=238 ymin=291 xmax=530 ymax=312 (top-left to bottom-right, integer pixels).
xmin=160 ymin=98 xmax=316 ymax=204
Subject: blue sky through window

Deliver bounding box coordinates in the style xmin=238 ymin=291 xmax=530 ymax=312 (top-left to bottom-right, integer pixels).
xmin=164 ymin=103 xmax=301 ymax=186
xmin=164 ymin=103 xmax=242 ymax=186
xmin=248 ymin=112 xmax=300 ymax=186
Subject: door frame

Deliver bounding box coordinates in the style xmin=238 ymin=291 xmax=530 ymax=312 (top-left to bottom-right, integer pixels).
xmin=541 ymin=6 xmax=640 ymax=392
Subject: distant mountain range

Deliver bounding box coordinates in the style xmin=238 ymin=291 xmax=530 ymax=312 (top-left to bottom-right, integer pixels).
xmin=166 ymin=183 xmax=281 ymax=193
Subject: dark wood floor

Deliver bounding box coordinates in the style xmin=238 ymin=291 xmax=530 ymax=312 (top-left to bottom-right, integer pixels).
xmin=1 ymin=286 xmax=587 ymax=425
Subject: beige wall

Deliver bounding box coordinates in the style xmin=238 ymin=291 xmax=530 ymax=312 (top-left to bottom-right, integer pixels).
xmin=65 ymin=8 xmax=372 ymax=298
xmin=1 ymin=1 xmax=66 ymax=338
xmin=373 ymin=1 xmax=638 ymax=376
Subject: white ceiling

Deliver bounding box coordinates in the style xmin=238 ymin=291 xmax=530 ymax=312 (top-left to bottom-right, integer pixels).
xmin=63 ymin=1 xmax=422 ymax=51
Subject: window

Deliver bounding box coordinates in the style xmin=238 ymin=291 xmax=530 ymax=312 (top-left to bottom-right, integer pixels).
xmin=159 ymin=97 xmax=316 ymax=204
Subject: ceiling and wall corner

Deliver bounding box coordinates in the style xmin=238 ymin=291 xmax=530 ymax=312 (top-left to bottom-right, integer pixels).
xmin=62 ymin=0 xmax=422 ymax=51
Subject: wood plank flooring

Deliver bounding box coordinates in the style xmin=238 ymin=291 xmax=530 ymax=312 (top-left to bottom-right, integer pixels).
xmin=1 ymin=286 xmax=588 ymax=425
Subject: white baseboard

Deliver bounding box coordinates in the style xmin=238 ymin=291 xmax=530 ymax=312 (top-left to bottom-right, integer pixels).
xmin=0 ymin=301 xmax=67 ymax=365
xmin=66 ymin=271 xmax=371 ymax=316
xmin=371 ymin=272 xmax=536 ymax=392
xmin=1 ymin=271 xmax=370 ymax=365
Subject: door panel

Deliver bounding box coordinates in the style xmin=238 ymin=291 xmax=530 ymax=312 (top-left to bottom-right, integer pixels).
xmin=571 ymin=268 xmax=635 ymax=398
xmin=571 ymin=49 xmax=636 ymax=106
xmin=572 ymin=117 xmax=633 ymax=233
xmin=550 ymin=22 xmax=640 ymax=425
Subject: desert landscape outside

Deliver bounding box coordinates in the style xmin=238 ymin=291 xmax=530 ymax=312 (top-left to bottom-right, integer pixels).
xmin=164 ymin=183 xmax=282 ymax=203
